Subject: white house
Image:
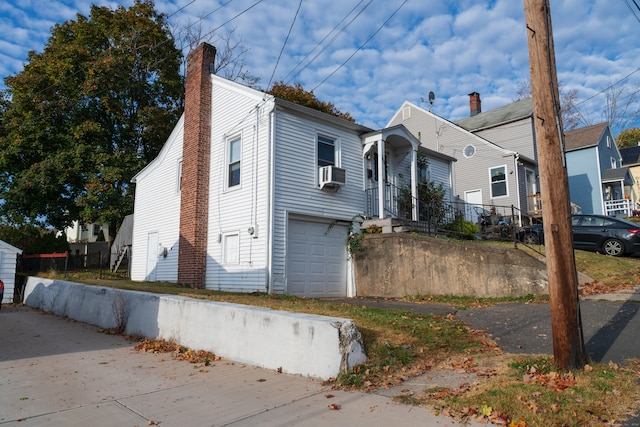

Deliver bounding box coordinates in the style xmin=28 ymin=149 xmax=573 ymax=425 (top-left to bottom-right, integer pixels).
xmin=130 ymin=42 xmax=455 ymax=298
xmin=62 ymin=220 xmax=109 ymax=243
xmin=0 ymin=239 xmax=22 ymax=304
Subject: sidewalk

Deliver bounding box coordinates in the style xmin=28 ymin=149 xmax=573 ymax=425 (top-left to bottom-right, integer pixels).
xmin=0 ymin=306 xmax=481 ymax=427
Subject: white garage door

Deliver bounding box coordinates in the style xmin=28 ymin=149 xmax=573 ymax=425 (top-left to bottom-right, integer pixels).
xmin=287 ymin=218 xmax=348 ymax=298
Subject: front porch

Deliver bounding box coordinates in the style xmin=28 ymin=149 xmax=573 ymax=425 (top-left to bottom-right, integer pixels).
xmin=603 ymin=167 xmax=636 ymax=217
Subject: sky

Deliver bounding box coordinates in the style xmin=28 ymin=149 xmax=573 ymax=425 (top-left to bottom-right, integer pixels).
xmin=1 ymin=0 xmax=639 ymax=132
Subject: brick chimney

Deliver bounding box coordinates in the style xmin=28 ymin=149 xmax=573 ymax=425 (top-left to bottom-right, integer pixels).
xmin=178 ymin=42 xmax=216 ymax=288
xmin=468 ymin=92 xmax=481 ymax=117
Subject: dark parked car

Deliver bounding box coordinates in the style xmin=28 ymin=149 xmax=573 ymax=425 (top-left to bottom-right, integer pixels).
xmin=518 ymin=214 xmax=640 ymax=257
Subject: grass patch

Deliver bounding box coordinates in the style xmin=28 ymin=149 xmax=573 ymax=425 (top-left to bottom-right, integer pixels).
xmin=480 ymin=240 xmax=640 ymax=294
xmin=424 ymin=355 xmax=640 ymax=426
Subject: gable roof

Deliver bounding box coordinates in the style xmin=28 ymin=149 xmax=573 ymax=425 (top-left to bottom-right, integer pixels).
xmin=388 ymin=101 xmax=521 ymax=158
xmin=564 ymin=122 xmax=608 ymax=152
xmin=620 ymin=145 xmax=640 ymax=165
xmin=0 ymin=239 xmax=22 ymax=254
xmin=455 ymin=98 xmax=533 ymax=131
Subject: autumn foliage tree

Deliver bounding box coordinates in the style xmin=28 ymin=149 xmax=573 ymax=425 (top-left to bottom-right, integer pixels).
xmin=268 ymin=81 xmax=354 ymax=122
xmin=0 ymin=0 xmax=183 ymax=238
xmin=616 ymin=127 xmax=640 ymax=149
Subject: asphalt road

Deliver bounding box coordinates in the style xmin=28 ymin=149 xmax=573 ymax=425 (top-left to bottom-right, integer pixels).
xmin=332 ymin=296 xmax=640 ymax=365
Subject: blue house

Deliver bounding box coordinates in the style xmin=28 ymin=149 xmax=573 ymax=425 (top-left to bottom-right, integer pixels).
xmin=565 ymin=123 xmax=635 ymax=216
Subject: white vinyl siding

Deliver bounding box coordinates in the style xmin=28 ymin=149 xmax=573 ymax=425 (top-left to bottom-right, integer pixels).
xmin=0 ymin=242 xmax=21 ymax=304
xmin=205 ymin=78 xmax=269 ymax=292
xmin=130 ymin=116 xmax=184 ymax=283
xmin=270 ymin=108 xmax=365 ymax=294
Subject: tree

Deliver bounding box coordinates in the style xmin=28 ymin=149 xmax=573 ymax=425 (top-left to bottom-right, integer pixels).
xmin=269 ymin=81 xmax=354 ymax=122
xmin=514 ymin=79 xmax=583 ymax=130
xmin=602 ymin=82 xmax=640 ymax=137
xmin=616 ymin=127 xmax=640 ymax=149
xmin=176 ymin=21 xmax=259 ymax=87
xmin=0 ymin=224 xmax=69 ymax=255
xmin=0 ymin=0 xmax=183 ymax=240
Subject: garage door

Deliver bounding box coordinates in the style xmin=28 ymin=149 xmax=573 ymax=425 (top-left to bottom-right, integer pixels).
xmin=287 ymin=218 xmax=348 ymax=297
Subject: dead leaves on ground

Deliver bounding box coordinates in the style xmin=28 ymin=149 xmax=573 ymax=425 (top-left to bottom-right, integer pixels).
xmin=134 ymin=338 xmax=221 ymax=365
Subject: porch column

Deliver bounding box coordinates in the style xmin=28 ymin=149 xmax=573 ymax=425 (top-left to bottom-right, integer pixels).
xmin=411 ymin=149 xmax=418 ymax=221
xmin=377 ymin=139 xmax=385 ymax=219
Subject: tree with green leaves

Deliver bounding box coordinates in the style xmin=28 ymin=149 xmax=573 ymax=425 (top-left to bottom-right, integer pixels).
xmin=617 ymin=127 xmax=640 ymax=149
xmin=268 ymin=81 xmax=354 ymax=122
xmin=0 ymin=0 xmax=183 ymax=240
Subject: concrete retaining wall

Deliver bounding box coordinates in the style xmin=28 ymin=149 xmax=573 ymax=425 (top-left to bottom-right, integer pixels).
xmin=354 ymin=234 xmax=549 ymax=298
xmin=23 ymin=277 xmax=366 ymax=379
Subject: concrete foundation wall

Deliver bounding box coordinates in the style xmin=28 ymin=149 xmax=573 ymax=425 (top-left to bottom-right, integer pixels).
xmin=23 ymin=277 xmax=366 ymax=379
xmin=354 ymin=234 xmax=549 ymax=297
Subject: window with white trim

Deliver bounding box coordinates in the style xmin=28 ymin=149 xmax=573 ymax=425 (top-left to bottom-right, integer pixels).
xmin=611 ymin=157 xmax=617 ymax=169
xmin=317 ymin=135 xmax=335 ymax=167
xmin=223 ymin=233 xmax=240 ymax=265
xmin=228 ymin=136 xmax=241 ymax=188
xmin=489 ymin=165 xmax=508 ymax=198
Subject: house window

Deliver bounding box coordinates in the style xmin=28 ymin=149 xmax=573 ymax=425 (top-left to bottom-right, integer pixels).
xmin=607 ymin=135 xmax=611 ymax=148
xmin=489 ymin=165 xmax=508 ymax=198
xmin=463 ymin=144 xmax=476 ymax=158
xmin=223 ymin=233 xmax=240 ymax=264
xmin=611 ymin=157 xmax=617 ymax=169
xmin=93 ymin=224 xmax=101 ymax=236
xmin=418 ymin=161 xmax=430 ymax=184
xmin=317 ymin=135 xmax=335 ymax=167
xmin=228 ymin=136 xmax=241 ymax=187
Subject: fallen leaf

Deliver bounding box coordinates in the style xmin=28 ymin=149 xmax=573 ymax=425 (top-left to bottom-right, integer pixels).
xmin=328 ymin=403 xmax=341 ymax=410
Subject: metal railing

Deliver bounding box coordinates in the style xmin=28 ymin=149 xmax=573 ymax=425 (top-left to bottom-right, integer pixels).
xmin=365 ymin=184 xmax=527 ymax=243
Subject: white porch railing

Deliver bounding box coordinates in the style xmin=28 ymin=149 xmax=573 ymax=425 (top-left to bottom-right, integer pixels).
xmin=604 ymin=198 xmax=634 ymax=217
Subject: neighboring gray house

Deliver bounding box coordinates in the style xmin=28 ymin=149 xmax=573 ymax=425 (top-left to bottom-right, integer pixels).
xmin=565 ymin=123 xmax=634 ymax=216
xmin=130 ymin=43 xmax=454 ymax=297
xmin=387 ymin=96 xmax=539 ymax=225
xmin=0 ymin=239 xmax=22 ymax=304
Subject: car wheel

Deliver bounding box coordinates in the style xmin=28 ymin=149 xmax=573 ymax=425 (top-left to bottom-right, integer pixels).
xmin=522 ymin=233 xmax=539 ymax=245
xmin=602 ymin=239 xmax=624 ymax=257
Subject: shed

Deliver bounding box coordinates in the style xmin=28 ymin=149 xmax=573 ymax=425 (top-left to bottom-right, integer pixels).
xmin=0 ymin=240 xmax=23 ymax=304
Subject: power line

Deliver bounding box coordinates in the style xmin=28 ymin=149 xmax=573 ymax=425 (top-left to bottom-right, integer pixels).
xmin=624 ymin=0 xmax=640 ymax=23
xmin=267 ymin=0 xmax=303 ymax=90
xmin=282 ymin=0 xmax=373 ymax=85
xmin=311 ymin=0 xmax=408 ymax=92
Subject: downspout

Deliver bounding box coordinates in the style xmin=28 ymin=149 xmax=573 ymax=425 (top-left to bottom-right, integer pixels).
xmin=514 ymin=153 xmax=522 ymax=226
xmin=266 ymin=105 xmax=275 ymax=294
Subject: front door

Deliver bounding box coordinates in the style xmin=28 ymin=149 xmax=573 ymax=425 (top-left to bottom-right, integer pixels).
xmin=464 ymin=189 xmax=483 ymax=224
xmin=146 ymin=232 xmax=158 ymax=282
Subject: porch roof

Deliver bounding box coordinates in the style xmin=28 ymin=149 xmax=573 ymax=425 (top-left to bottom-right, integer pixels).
xmin=361 ymin=124 xmax=456 ymax=163
xmin=602 ymin=167 xmax=634 ymax=185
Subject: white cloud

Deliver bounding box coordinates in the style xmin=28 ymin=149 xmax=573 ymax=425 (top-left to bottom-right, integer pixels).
xmin=1 ymin=0 xmax=639 ymax=131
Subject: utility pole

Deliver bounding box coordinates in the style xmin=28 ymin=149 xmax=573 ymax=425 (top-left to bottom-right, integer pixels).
xmin=523 ymin=0 xmax=587 ymax=370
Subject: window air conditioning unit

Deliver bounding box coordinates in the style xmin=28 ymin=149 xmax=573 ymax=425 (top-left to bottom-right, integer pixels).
xmin=319 ymin=166 xmax=346 ymax=189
